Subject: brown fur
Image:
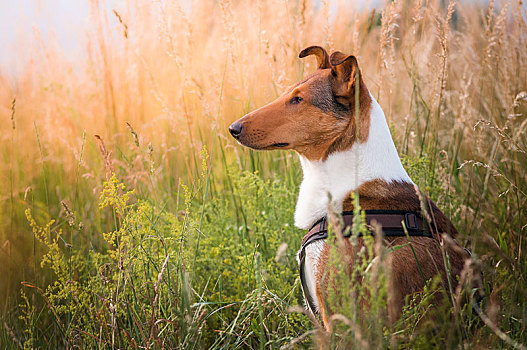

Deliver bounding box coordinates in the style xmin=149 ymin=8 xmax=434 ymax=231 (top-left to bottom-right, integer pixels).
xmin=349 ymin=179 xmax=458 ymax=236
xmin=314 ymin=180 xmax=469 ymax=331
xmin=299 ymin=46 xmax=330 ymax=69
xmin=230 ymin=46 xmax=371 ymax=161
xmin=230 ymin=47 xmax=470 ymax=332
xmin=325 ymin=52 xmax=372 ymax=155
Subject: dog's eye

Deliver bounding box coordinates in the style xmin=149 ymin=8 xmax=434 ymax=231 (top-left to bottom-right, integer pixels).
xmin=290 ymin=96 xmax=303 ymax=105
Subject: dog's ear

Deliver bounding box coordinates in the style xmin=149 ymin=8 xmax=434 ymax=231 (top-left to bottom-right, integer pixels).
xmin=330 ymin=51 xmax=360 ymax=106
xmin=299 ymin=46 xmax=330 ymax=70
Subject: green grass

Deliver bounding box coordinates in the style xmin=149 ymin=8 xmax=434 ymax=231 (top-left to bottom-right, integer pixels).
xmin=1 ymin=0 xmax=526 ymax=348
xmin=0 ymin=145 xmax=524 ymax=348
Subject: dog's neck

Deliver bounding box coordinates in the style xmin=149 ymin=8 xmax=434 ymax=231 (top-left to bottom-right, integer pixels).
xmin=294 ymin=96 xmax=413 ymax=229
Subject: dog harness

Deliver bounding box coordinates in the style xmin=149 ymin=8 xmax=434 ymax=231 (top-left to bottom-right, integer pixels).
xmin=298 ymin=210 xmax=434 ymax=314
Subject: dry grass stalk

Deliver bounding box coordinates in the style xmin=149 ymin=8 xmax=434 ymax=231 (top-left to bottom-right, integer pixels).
xmin=94 ymin=134 xmax=114 ymax=182
xmin=376 ymin=0 xmax=399 ymax=111
xmin=10 ymin=97 xmax=15 ymax=130
xmin=473 ymin=304 xmax=527 ymax=350
xmin=149 ymin=254 xmax=170 ymax=345
xmin=330 ymin=314 xmax=370 ymax=349
xmin=112 ymin=9 xmax=128 ymax=39
xmin=4 ymin=322 xmax=22 ymax=348
xmin=125 ymin=122 xmax=140 ymax=148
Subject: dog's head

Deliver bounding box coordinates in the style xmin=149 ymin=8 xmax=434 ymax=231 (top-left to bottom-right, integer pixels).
xmin=229 ymin=46 xmax=371 ymax=161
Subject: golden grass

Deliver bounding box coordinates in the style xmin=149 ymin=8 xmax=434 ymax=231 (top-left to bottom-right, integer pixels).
xmin=0 ymin=0 xmax=526 ymax=346
xmin=0 ymin=1 xmax=523 ymax=179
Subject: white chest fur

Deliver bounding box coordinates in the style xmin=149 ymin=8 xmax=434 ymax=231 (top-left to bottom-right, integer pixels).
xmin=294 ymin=96 xmax=412 ymax=230
xmin=299 ymin=240 xmax=325 ymax=312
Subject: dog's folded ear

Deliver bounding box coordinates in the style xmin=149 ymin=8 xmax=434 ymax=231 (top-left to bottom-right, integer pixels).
xmin=330 ymin=51 xmax=361 ymax=106
xmin=299 ymin=46 xmax=330 ymax=69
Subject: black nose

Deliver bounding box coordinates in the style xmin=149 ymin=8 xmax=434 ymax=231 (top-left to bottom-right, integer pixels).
xmin=229 ymin=122 xmax=243 ymax=138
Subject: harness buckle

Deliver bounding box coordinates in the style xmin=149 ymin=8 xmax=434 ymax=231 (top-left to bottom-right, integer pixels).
xmin=319 ymin=216 xmax=327 ymax=232
xmin=404 ymin=213 xmax=418 ymax=230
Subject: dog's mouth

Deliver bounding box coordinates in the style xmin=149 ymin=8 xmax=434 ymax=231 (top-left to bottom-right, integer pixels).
xmin=270 ymin=143 xmax=289 ymax=148
xmin=236 ymin=139 xmax=290 ymax=150
xmin=261 ymin=142 xmax=289 ymax=150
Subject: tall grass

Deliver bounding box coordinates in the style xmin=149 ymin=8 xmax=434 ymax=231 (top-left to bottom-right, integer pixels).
xmin=0 ymin=0 xmax=526 ymax=348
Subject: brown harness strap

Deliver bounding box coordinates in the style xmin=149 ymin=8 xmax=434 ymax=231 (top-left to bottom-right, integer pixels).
xmin=298 ymin=210 xmax=433 ymax=315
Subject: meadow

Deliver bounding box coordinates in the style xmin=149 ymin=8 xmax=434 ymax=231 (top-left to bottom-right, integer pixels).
xmin=0 ymin=0 xmax=526 ymax=348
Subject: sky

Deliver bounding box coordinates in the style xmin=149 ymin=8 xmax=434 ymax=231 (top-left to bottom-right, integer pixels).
xmin=0 ymin=0 xmax=514 ymax=78
xmin=0 ymin=0 xmax=374 ymax=72
xmin=0 ymin=0 xmax=93 ymax=76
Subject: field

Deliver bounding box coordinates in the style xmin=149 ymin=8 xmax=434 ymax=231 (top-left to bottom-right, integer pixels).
xmin=0 ymin=0 xmax=526 ymax=348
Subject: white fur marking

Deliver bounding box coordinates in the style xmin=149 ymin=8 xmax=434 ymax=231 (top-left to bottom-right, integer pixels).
xmin=300 ymin=240 xmax=325 ymax=312
xmin=294 ymin=96 xmax=413 ymax=229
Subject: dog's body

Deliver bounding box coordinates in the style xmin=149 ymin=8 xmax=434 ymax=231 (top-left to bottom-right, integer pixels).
xmin=229 ymin=46 xmax=469 ymax=330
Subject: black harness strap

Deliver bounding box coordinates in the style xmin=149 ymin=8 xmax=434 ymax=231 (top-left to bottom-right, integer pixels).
xmin=298 ymin=210 xmax=434 ymax=315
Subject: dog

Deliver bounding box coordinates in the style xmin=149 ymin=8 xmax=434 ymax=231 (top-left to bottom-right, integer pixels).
xmin=229 ymin=46 xmax=470 ymax=331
